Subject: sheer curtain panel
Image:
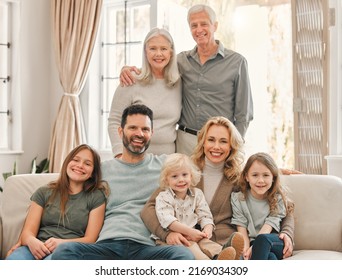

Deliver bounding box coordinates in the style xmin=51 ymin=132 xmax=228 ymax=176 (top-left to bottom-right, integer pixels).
xmin=49 ymin=0 xmax=103 ymax=172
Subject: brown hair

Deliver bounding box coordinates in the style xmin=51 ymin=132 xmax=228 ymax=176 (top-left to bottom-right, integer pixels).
xmin=238 ymin=152 xmax=294 ymax=215
xmin=48 ymin=144 xmax=109 ymax=218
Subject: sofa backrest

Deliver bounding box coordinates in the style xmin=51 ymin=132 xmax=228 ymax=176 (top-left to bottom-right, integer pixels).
xmin=280 ymin=174 xmax=342 ymax=252
xmin=0 ymin=173 xmax=59 ymax=259
xmin=1 ymin=173 xmax=342 ymax=259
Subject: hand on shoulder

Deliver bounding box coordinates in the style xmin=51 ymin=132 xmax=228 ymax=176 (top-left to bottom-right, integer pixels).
xmin=120 ymin=66 xmax=141 ymax=86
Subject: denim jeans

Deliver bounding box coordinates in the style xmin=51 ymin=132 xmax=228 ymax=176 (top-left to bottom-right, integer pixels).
xmin=250 ymin=233 xmax=284 ymax=260
xmin=51 ymin=239 xmax=195 ymax=260
xmin=6 ymin=246 xmax=52 ymax=260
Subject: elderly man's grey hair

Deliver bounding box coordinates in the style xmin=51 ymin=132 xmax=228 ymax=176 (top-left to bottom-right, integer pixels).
xmin=187 ymin=4 xmax=217 ymax=24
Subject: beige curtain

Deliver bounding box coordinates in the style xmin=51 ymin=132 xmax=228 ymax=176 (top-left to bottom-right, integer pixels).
xmin=291 ymin=0 xmax=329 ymax=174
xmin=49 ymin=0 xmax=102 ymax=172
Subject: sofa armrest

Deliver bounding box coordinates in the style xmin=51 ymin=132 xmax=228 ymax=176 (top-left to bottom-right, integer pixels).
xmin=280 ymin=174 xmax=342 ymax=252
xmin=0 ymin=213 xmax=3 ymax=259
xmin=0 ymin=173 xmax=59 ymax=259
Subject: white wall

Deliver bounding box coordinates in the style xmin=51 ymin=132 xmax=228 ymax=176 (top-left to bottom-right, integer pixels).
xmin=328 ymin=0 xmax=342 ymax=155
xmin=325 ymin=0 xmax=342 ymax=178
xmin=0 ymin=0 xmax=59 ymax=187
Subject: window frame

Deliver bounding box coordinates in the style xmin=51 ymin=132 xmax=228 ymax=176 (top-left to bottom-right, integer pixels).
xmin=84 ymin=0 xmax=342 ymax=168
xmin=0 ymin=0 xmax=22 ymax=155
xmin=328 ymin=0 xmax=342 ymax=155
xmin=85 ymin=0 xmax=152 ymax=160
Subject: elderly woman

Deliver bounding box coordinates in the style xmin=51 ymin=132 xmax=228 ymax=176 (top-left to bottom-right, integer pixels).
xmin=108 ymin=28 xmax=181 ymax=157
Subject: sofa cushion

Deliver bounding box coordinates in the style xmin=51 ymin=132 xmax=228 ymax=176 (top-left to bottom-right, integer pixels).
xmin=0 ymin=173 xmax=59 ymax=259
xmin=280 ymin=174 xmax=342 ymax=253
xmin=286 ymin=250 xmax=342 ymax=260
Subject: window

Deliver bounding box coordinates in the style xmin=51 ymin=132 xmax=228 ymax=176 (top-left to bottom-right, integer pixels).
xmin=99 ymin=0 xmax=151 ymax=150
xmin=85 ymin=0 xmax=191 ymax=160
xmin=85 ymin=0 xmax=296 ymax=166
xmin=85 ymin=0 xmax=151 ymax=159
xmin=87 ymin=0 xmax=342 ymax=173
xmin=0 ymin=0 xmax=20 ymax=153
xmin=0 ymin=1 xmax=11 ymax=150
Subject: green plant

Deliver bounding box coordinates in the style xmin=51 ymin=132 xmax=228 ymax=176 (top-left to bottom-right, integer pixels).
xmin=0 ymin=157 xmax=49 ymax=192
xmin=31 ymin=157 xmax=49 ymax=174
xmin=1 ymin=161 xmax=17 ymax=192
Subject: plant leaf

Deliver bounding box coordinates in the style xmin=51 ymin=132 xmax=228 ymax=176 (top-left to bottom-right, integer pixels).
xmin=31 ymin=156 xmax=37 ymax=174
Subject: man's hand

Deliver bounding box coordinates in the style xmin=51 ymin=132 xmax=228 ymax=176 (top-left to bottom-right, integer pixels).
xmin=279 ymin=232 xmax=293 ymax=258
xmin=166 ymin=232 xmax=191 ymax=247
xmin=119 ymin=66 xmax=140 ymax=86
xmin=280 ymin=168 xmax=303 ymax=175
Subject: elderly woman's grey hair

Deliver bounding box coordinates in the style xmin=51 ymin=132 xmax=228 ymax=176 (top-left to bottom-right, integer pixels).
xmin=137 ymin=27 xmax=180 ymax=87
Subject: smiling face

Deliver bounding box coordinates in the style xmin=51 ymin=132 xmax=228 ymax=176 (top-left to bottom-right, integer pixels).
xmin=189 ymin=10 xmax=217 ymax=48
xmin=203 ymin=124 xmax=231 ymax=164
xmin=246 ymin=160 xmax=274 ymax=199
xmin=166 ymin=166 xmax=192 ymax=199
xmin=119 ymin=114 xmax=152 ymax=157
xmin=145 ymin=35 xmax=172 ymax=77
xmin=66 ymin=148 xmax=94 ymax=186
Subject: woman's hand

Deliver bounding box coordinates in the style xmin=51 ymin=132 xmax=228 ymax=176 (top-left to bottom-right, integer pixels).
xmin=202 ymin=224 xmax=213 ymax=239
xmin=166 ymin=232 xmax=191 ymax=247
xmin=186 ymin=228 xmax=207 ymax=242
xmin=27 ymin=236 xmax=51 ymax=260
xmin=44 ymin=237 xmax=65 ymax=252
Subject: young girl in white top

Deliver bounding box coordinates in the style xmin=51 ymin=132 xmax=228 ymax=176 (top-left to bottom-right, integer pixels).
xmin=155 ymin=153 xmax=236 ymax=260
xmin=231 ymin=152 xmax=294 ymax=260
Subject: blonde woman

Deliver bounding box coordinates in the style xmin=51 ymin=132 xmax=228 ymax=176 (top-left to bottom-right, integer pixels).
xmin=141 ymin=116 xmax=295 ymax=260
xmin=154 ymin=153 xmax=235 ymax=260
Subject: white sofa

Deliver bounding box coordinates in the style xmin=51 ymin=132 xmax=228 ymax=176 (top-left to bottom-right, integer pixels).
xmin=281 ymin=174 xmax=342 ymax=260
xmin=0 ymin=173 xmax=59 ymax=259
xmin=1 ymin=173 xmax=342 ymax=259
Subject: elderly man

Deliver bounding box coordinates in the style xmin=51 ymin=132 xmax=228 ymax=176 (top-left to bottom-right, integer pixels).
xmin=121 ymin=4 xmax=253 ymax=156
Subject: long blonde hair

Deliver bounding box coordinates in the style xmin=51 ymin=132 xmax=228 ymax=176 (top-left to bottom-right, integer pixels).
xmin=191 ymin=116 xmax=244 ymax=185
xmin=238 ymin=152 xmax=294 ymax=215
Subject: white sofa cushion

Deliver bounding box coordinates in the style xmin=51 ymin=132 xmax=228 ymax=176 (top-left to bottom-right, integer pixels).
xmin=286 ymin=250 xmax=342 ymax=260
xmin=280 ymin=174 xmax=342 ymax=257
xmin=0 ymin=173 xmax=59 ymax=259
